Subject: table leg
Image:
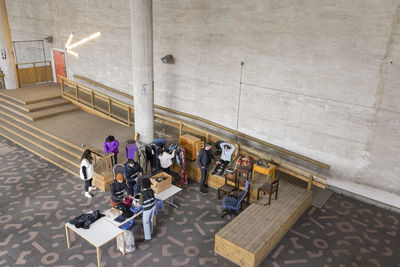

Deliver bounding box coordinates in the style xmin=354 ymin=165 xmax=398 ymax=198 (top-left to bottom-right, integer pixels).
xmin=165 ymin=195 xmax=179 ymax=208
xmin=65 ymin=225 xmax=71 ymax=248
xmin=154 ymin=215 xmax=157 ymax=227
xmin=251 ymin=170 xmax=255 ymax=183
xmin=116 ymin=235 xmax=118 ymax=250
xmin=122 ymin=233 xmax=125 ymax=256
xmin=96 ymin=247 xmax=101 ymax=267
xmin=267 ymin=173 xmax=270 ymax=184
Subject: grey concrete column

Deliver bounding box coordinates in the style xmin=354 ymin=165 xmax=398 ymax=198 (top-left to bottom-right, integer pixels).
xmin=0 ymin=0 xmax=18 ymax=89
xmin=130 ymin=0 xmax=154 ymax=144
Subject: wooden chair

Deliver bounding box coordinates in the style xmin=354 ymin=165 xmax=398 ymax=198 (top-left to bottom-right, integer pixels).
xmin=231 ymin=170 xmax=251 ymax=206
xmin=236 ymin=165 xmax=251 ymax=181
xmin=257 ymin=178 xmax=280 ymax=205
xmin=222 ymin=180 xmax=249 ymax=219
xmin=217 ymin=173 xmax=237 ymax=200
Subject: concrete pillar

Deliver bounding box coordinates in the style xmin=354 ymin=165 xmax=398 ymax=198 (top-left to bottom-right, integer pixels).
xmin=0 ymin=0 xmax=18 ymax=89
xmin=130 ymin=0 xmax=154 ymax=144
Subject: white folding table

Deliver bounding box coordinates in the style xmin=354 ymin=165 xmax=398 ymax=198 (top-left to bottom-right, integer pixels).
xmin=65 ymin=217 xmax=125 ymax=267
xmin=155 ymin=184 xmax=182 ymax=208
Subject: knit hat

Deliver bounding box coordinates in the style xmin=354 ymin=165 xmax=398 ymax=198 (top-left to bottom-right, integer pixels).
xmin=116 ymin=173 xmax=124 ymax=182
xmin=142 ymin=178 xmax=152 ymax=189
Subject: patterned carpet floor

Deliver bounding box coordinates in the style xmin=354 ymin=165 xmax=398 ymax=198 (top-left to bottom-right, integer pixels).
xmin=0 ymin=136 xmax=399 ymax=267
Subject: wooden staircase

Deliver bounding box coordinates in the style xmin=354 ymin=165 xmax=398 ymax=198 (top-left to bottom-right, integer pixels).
xmin=0 ymin=93 xmax=83 ymax=177
xmin=0 ymin=93 xmax=79 ymax=121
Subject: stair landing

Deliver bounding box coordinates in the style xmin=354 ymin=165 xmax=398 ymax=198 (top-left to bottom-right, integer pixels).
xmin=0 ymin=83 xmax=61 ymax=104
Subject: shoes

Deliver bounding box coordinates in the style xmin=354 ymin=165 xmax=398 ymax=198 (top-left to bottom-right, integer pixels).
xmin=84 ymin=192 xmax=92 ymax=198
xmin=211 ymin=170 xmax=218 ymax=175
xmin=89 ymin=186 xmax=96 ymax=191
xmin=200 ymin=189 xmax=208 ymax=194
xmin=144 ymin=239 xmax=151 ymax=244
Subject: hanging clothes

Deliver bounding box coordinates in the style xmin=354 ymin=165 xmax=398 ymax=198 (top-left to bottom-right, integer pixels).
xmin=180 ymin=147 xmax=187 ymax=186
xmin=134 ymin=148 xmax=147 ymax=173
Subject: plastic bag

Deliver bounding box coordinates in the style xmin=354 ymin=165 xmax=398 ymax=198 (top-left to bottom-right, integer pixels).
xmin=118 ymin=229 xmax=135 ymax=253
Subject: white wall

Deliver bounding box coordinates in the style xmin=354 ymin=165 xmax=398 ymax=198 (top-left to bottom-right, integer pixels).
xmin=6 ymin=0 xmax=400 ymax=207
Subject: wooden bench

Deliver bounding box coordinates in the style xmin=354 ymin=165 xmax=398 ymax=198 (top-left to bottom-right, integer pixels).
xmin=215 ymin=181 xmax=313 ymax=267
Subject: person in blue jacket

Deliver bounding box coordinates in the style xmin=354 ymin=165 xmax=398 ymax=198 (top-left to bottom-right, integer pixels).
xmin=124 ymin=159 xmax=143 ymax=197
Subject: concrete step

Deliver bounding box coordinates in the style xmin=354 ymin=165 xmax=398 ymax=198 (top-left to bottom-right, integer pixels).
xmin=0 ymin=118 xmax=80 ymax=167
xmin=0 ymin=93 xmax=27 ymax=111
xmin=0 ymin=89 xmax=62 ymax=104
xmin=0 ymin=122 xmax=80 ymax=178
xmin=0 ymin=110 xmax=83 ymax=159
xmin=25 ymin=98 xmax=71 ymax=112
xmin=0 ymin=101 xmax=84 ymax=156
xmin=29 ymin=104 xmax=80 ymax=121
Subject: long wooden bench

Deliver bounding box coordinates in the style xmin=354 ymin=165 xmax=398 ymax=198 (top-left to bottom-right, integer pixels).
xmin=215 ymin=181 xmax=313 ymax=267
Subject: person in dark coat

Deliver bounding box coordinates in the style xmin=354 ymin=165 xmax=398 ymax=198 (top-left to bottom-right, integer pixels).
xmin=197 ymin=142 xmax=215 ymax=193
xmin=110 ymin=173 xmax=128 ymax=207
xmin=124 ymin=159 xmax=143 ymax=197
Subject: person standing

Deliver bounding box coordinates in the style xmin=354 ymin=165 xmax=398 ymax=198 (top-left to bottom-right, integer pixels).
xmin=124 ymin=159 xmax=143 ymax=197
xmin=80 ymin=149 xmax=96 ymax=198
xmin=140 ymin=178 xmax=155 ymax=243
xmin=104 ymin=135 xmax=120 ymax=165
xmin=197 ymin=142 xmax=215 ymax=193
xmin=110 ymin=173 xmax=128 ymax=207
xmin=158 ymin=147 xmax=176 ymax=174
xmin=211 ymin=142 xmax=235 ymax=175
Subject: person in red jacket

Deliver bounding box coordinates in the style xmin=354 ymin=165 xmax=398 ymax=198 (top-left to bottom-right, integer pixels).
xmin=104 ymin=135 xmax=119 ymax=165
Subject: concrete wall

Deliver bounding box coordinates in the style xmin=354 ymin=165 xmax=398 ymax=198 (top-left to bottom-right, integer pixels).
xmin=5 ymin=0 xmax=400 ymax=207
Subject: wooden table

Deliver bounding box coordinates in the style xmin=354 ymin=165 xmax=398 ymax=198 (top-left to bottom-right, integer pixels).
xmin=65 ymin=217 xmax=125 ymax=267
xmin=251 ymin=163 xmax=276 ymax=184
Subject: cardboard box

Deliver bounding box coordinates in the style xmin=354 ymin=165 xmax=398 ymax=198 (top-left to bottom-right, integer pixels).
xmin=150 ymin=172 xmax=172 ymax=193
xmin=92 ymin=165 xmax=114 ymax=192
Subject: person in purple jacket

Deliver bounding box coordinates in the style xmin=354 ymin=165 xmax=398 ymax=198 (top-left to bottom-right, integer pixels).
xmin=104 ymin=135 xmax=119 ymax=165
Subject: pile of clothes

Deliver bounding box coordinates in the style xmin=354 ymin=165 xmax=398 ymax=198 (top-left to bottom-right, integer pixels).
xmin=69 ymin=210 xmax=104 ymax=229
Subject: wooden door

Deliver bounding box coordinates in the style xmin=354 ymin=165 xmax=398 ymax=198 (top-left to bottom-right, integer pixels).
xmin=53 ymin=50 xmax=66 ymax=83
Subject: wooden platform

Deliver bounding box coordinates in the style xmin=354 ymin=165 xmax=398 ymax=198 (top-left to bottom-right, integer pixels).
xmin=214 ymin=181 xmax=313 ymax=267
xmin=172 ymin=160 xmax=305 ymax=203
xmin=0 ymin=83 xmax=61 ymax=104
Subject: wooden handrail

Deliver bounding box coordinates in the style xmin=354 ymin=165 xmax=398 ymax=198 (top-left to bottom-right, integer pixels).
xmin=60 ymin=76 xmax=327 ymax=189
xmin=16 ymin=60 xmax=51 ymax=66
xmin=74 ymin=74 xmax=330 ymax=170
